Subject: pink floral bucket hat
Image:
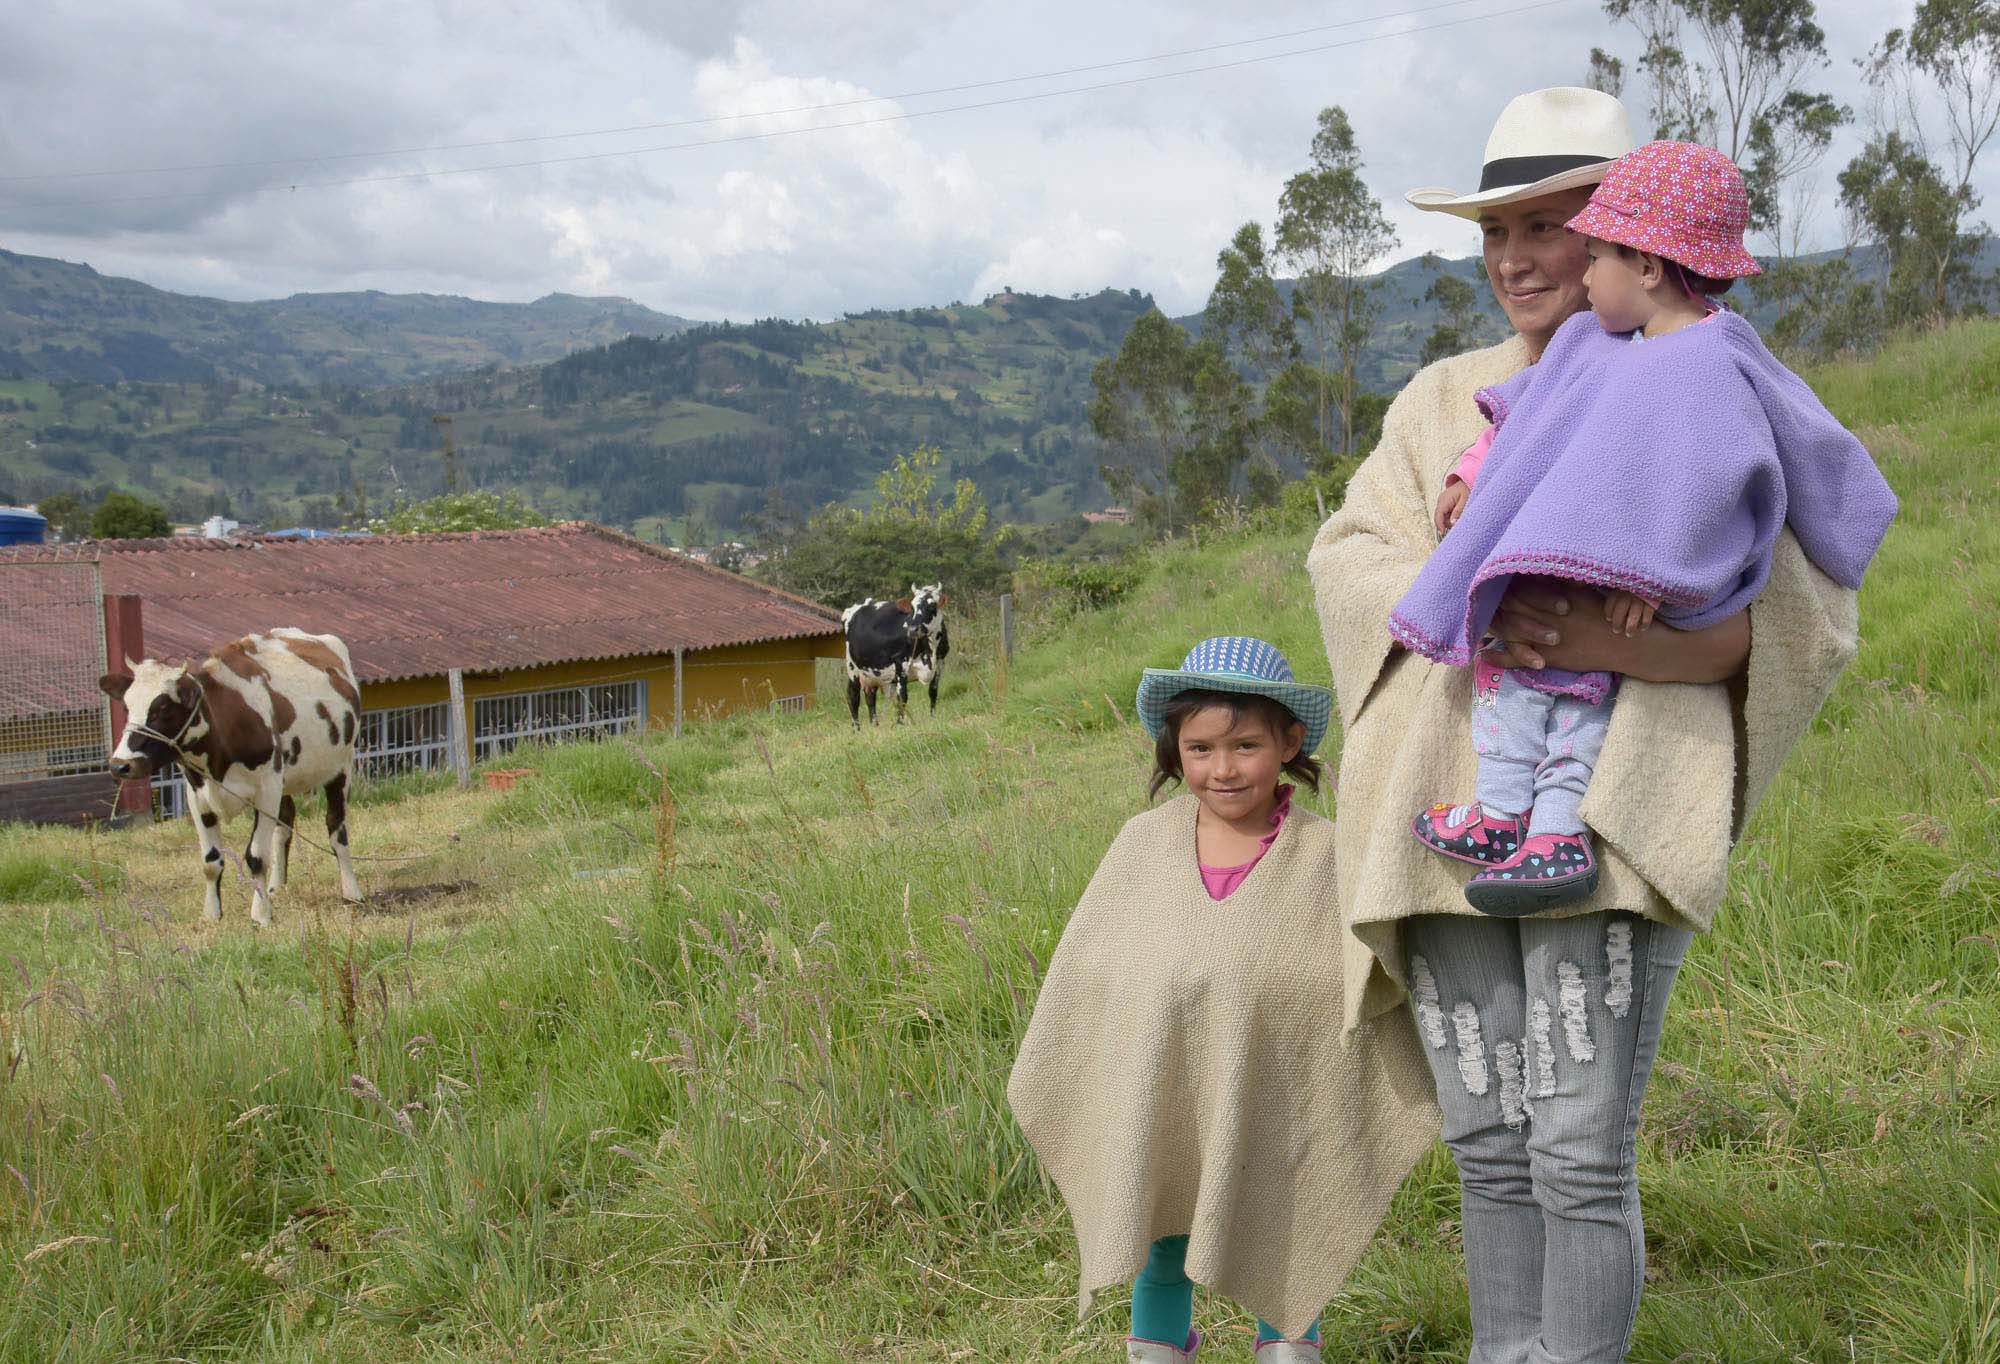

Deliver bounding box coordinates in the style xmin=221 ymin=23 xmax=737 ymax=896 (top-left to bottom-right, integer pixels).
xmin=1564 ymin=139 xmax=1762 ymax=280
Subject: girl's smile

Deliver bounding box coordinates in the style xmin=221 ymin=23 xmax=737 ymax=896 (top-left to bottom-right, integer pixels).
xmin=1177 ymin=705 xmax=1303 ymax=840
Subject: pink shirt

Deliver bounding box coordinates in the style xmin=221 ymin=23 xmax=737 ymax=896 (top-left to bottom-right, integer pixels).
xmin=1198 ymin=784 xmax=1295 ymax=900
xmin=1448 ymin=422 xmax=1496 ymax=489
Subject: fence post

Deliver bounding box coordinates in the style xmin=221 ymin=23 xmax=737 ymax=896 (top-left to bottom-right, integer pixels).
xmin=999 ymin=593 xmax=1014 ymax=661
xmin=1314 ymin=486 xmax=1327 ymax=522
xmin=102 ymin=594 xmax=153 ymax=818
xmin=447 ymin=667 xmax=471 ymax=787
xmin=673 ymin=648 xmax=684 ymax=739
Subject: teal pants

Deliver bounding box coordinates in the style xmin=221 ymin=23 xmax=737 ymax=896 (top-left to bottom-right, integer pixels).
xmin=1132 ymin=1235 xmax=1321 ymax=1347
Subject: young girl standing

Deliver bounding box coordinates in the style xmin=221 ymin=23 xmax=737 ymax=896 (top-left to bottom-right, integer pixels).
xmin=1009 ymin=636 xmax=1438 ymax=1362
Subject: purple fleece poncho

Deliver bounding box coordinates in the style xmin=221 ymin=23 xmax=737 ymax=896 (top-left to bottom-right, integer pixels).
xmin=1389 ymin=308 xmax=1896 ymax=700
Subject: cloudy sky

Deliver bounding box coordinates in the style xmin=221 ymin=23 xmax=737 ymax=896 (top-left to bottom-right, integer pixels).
xmin=0 ymin=0 xmax=1981 ymax=321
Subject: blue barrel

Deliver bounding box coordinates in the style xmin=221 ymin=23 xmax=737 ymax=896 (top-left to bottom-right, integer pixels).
xmin=0 ymin=507 xmax=47 ymax=545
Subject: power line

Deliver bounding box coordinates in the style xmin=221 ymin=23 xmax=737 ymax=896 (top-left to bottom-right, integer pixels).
xmin=1 ymin=0 xmax=1512 ymax=186
xmin=12 ymin=0 xmax=1581 ymax=210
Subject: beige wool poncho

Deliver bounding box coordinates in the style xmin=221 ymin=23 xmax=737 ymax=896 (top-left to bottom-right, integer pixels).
xmin=1008 ymin=795 xmax=1439 ymax=1340
xmin=1308 ymin=335 xmax=1863 ymax=1036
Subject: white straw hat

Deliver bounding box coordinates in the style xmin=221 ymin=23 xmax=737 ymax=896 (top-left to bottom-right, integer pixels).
xmin=1406 ymin=86 xmax=1635 ymax=220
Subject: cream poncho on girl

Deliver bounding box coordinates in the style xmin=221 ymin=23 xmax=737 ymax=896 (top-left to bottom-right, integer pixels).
xmin=1007 ymin=793 xmax=1439 ymax=1339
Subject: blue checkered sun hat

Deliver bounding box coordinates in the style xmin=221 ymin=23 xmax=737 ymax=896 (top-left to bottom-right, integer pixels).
xmin=1135 ymin=635 xmax=1332 ymax=755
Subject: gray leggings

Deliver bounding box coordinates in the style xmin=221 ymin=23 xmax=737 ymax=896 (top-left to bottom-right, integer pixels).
xmin=1404 ymin=910 xmax=1691 ymax=1364
xmin=1473 ymin=670 xmax=1614 ymax=837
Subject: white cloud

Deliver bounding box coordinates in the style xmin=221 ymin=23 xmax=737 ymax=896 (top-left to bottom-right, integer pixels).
xmin=0 ymin=1 xmax=1987 ymax=321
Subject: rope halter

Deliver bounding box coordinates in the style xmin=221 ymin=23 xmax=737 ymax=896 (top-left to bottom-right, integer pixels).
xmin=126 ymin=680 xmax=209 ymax=770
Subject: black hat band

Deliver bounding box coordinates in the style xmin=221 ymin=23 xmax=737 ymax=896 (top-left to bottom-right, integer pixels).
xmin=1477 ymin=152 xmax=1610 ymax=192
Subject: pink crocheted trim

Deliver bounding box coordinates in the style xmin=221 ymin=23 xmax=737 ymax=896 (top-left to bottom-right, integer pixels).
xmin=1394 ymin=544 xmax=1704 ymax=675
xmin=1473 ymin=384 xmax=1512 ymax=428
xmin=1388 ymin=610 xmax=1472 ymax=667
xmin=1510 ymin=668 xmax=1615 ymax=705
xmin=1471 ymin=552 xmax=1700 ymax=615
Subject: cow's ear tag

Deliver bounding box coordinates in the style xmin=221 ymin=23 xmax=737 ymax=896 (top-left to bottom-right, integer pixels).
xmin=99 ymin=673 xmax=133 ymax=699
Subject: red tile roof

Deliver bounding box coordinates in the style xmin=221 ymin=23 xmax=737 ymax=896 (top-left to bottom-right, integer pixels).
xmin=0 ymin=523 xmax=841 ymax=687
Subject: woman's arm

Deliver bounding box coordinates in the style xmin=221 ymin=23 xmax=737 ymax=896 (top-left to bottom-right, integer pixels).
xmin=1482 ymin=579 xmax=1752 ymax=683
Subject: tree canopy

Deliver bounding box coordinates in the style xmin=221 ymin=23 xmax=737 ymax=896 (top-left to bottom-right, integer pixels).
xmin=88 ymin=491 xmax=171 ymax=540
xmin=759 ymin=447 xmax=1009 ymax=608
xmin=368 ymin=490 xmax=550 ymax=535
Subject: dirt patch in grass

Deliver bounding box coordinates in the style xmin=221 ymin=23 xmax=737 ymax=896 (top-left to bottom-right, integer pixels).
xmin=363 ymin=880 xmax=477 ymax=909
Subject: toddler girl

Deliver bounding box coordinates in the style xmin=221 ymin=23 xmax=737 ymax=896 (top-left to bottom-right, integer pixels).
xmin=1008 ymin=636 xmax=1437 ymax=1362
xmin=1390 ymin=140 xmax=1897 ymax=916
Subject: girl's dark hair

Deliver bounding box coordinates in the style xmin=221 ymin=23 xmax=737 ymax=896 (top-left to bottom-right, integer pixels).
xmin=1148 ymin=689 xmax=1323 ymax=800
xmin=1612 ymin=241 xmax=1734 ymax=295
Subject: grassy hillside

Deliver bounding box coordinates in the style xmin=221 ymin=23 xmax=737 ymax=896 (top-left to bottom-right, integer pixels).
xmin=0 ymin=248 xmax=694 ymax=388
xmin=0 ymin=321 xmax=1993 ymax=1361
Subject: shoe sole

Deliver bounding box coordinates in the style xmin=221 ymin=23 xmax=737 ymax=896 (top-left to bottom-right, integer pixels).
xmin=1464 ymin=864 xmax=1600 ymax=917
xmin=1409 ymin=812 xmax=1518 ymax=867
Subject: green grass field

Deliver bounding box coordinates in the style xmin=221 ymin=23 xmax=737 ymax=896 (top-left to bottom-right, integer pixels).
xmin=0 ymin=322 xmax=1994 ymax=1362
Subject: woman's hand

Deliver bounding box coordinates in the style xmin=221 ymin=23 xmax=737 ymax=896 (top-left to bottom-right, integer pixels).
xmin=1483 ymin=578 xmax=1751 ymax=683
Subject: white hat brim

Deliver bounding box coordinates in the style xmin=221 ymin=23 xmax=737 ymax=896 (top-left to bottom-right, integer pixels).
xmin=1405 ymin=160 xmax=1617 ymax=220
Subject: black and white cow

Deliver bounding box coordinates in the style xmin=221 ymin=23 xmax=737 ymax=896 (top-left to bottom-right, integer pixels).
xmin=101 ymin=627 xmax=363 ymax=926
xmin=842 ymin=583 xmax=950 ymax=728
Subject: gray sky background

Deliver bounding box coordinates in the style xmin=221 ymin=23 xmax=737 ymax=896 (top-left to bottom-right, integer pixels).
xmin=0 ymin=0 xmax=1984 ymax=321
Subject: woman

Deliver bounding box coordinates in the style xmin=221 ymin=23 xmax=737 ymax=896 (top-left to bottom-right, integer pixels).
xmin=1307 ymin=88 xmax=1860 ymax=1363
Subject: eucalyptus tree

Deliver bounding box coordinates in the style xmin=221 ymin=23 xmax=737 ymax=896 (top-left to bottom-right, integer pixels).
xmin=1862 ymin=0 xmax=2000 ymax=311
xmin=1275 ymin=106 xmax=1398 ymax=459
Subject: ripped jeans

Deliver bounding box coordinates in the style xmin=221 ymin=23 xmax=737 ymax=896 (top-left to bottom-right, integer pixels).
xmin=1404 ymin=911 xmax=1691 ymax=1364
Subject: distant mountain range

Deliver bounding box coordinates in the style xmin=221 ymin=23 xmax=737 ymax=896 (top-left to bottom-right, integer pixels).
xmin=0 ymin=248 xmax=695 ymax=387
xmin=0 ymin=239 xmax=1989 ymax=539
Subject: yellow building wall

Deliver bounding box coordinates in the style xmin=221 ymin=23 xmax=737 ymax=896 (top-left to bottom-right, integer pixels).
xmin=355 ymin=634 xmax=842 ymax=739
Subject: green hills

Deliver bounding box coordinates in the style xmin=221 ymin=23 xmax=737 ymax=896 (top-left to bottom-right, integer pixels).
xmin=0 ymin=246 xmax=1508 ymax=536
xmin=0 ymin=247 xmax=695 ymax=387
xmin=0 ymin=284 xmax=1159 ymax=534
xmin=3 ymin=240 xmax=1989 ymax=539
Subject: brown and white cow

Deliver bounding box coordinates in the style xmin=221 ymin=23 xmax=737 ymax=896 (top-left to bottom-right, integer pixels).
xmin=100 ymin=628 xmax=364 ymax=925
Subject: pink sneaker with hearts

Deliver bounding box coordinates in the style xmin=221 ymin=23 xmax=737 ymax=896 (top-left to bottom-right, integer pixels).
xmin=1412 ymin=800 xmax=1524 ymax=866
xmin=1465 ymin=830 xmax=1600 ymax=915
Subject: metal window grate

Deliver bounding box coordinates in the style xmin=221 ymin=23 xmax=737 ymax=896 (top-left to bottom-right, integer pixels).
xmin=771 ymin=694 xmax=809 ymax=714
xmin=473 ymin=681 xmax=645 ymax=760
xmin=355 ymin=701 xmax=453 ymax=780
xmin=0 ymin=561 xmax=110 ymax=784
xmin=145 ymin=700 xmax=454 ymax=821
xmin=151 ymin=765 xmax=188 ymax=821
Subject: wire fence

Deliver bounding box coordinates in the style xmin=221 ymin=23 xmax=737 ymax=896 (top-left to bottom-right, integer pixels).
xmin=0 ymin=561 xmax=110 ymax=783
